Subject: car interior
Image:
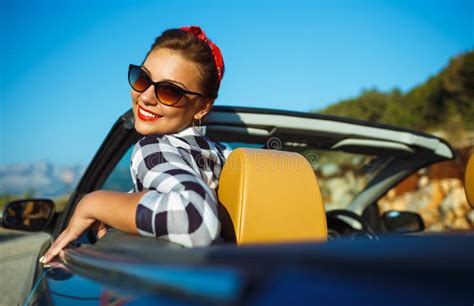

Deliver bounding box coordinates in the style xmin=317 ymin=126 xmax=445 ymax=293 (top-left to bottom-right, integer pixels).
xmin=2 ymin=106 xmax=461 ymax=246
xmin=74 ymin=107 xmax=457 ymax=246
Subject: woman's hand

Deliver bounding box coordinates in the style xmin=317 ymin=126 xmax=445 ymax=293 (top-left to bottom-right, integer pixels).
xmin=39 ymin=190 xmax=143 ymax=265
xmin=39 ymin=194 xmax=98 ymax=265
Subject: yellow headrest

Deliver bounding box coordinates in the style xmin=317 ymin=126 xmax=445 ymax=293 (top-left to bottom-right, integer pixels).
xmin=465 ymin=153 xmax=474 ymax=208
xmin=218 ymin=148 xmax=327 ymax=244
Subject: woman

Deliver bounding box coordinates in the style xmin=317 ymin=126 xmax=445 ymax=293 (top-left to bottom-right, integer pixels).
xmin=40 ymin=26 xmax=231 ymax=264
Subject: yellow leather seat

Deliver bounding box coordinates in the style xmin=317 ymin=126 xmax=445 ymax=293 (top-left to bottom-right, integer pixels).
xmin=465 ymin=153 xmax=474 ymax=208
xmin=218 ymin=148 xmax=327 ymax=245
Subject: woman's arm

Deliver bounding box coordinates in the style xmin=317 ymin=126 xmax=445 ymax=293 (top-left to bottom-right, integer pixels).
xmin=41 ymin=134 xmax=222 ymax=264
xmin=85 ymin=190 xmax=145 ymax=233
xmin=40 ymin=190 xmax=145 ymax=264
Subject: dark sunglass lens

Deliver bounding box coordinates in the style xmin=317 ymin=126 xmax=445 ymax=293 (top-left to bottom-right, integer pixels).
xmin=129 ymin=66 xmax=150 ymax=92
xmin=156 ymin=83 xmax=183 ymax=105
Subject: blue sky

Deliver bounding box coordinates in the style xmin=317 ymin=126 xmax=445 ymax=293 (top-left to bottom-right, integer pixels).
xmin=0 ymin=0 xmax=472 ymax=166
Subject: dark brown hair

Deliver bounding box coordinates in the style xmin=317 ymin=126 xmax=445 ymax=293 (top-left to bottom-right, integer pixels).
xmin=144 ymin=28 xmax=224 ymax=99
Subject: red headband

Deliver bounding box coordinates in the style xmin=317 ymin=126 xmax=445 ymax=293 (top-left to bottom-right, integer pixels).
xmin=180 ymin=26 xmax=224 ymax=83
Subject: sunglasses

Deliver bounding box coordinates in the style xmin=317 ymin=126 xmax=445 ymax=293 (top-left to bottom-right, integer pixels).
xmin=128 ymin=64 xmax=212 ymax=106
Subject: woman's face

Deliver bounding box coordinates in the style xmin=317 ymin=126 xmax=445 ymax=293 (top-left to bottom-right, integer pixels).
xmin=131 ymin=48 xmax=212 ymax=135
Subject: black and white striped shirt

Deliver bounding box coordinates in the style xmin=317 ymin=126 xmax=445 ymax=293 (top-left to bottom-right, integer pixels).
xmin=130 ymin=125 xmax=232 ymax=247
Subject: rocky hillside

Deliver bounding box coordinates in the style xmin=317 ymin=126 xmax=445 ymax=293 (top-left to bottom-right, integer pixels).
xmin=318 ymin=51 xmax=474 ymax=231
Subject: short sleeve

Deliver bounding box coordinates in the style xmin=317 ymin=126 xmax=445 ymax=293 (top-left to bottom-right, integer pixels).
xmin=130 ymin=134 xmax=220 ymax=247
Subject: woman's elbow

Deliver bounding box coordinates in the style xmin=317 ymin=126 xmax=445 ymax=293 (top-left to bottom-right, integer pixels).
xmin=186 ymin=216 xmax=221 ymax=247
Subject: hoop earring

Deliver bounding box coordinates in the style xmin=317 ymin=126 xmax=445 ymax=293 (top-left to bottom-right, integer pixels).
xmin=192 ymin=117 xmax=204 ymax=136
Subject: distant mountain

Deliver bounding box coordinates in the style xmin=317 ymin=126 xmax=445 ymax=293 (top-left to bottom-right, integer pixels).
xmin=318 ymin=51 xmax=474 ymax=139
xmin=0 ymin=161 xmax=85 ymax=197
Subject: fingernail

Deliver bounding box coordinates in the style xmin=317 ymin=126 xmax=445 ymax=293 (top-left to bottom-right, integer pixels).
xmin=39 ymin=256 xmax=45 ymax=263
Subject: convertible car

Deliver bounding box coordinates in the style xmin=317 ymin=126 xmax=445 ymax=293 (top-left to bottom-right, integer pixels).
xmin=2 ymin=106 xmax=474 ymax=305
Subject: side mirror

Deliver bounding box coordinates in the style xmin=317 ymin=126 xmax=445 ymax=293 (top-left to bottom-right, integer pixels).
xmin=382 ymin=210 xmax=425 ymax=233
xmin=2 ymin=199 xmax=55 ymax=232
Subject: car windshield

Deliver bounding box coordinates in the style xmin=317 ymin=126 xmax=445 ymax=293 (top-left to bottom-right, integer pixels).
xmin=101 ymin=140 xmax=385 ymax=211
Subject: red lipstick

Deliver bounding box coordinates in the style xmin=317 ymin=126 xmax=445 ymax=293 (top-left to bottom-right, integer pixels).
xmin=137 ymin=105 xmax=162 ymax=122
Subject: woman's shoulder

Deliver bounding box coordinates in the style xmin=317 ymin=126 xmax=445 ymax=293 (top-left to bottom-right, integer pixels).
xmin=132 ymin=132 xmax=233 ymax=167
xmin=133 ymin=133 xmax=190 ymax=152
xmin=135 ymin=133 xmax=164 ymax=148
xmin=131 ymin=134 xmax=182 ymax=169
xmin=131 ymin=132 xmax=208 ymax=164
xmin=133 ymin=133 xmax=170 ymax=156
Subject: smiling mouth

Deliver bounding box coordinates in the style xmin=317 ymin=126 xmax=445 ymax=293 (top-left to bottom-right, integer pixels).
xmin=137 ymin=105 xmax=163 ymax=122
